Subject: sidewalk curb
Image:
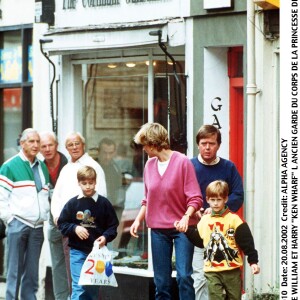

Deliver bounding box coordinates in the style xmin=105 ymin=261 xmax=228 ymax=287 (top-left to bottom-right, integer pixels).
xmin=0 ymin=282 xmax=5 ymax=299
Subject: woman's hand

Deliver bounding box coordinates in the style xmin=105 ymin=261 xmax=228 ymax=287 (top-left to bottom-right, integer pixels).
xmin=130 ymin=220 xmax=140 ymax=238
xmin=174 ymin=215 xmax=190 ymax=232
xmin=130 ymin=205 xmax=146 ymax=238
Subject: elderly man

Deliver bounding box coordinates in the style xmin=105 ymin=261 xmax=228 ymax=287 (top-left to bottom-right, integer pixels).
xmin=0 ymin=128 xmax=50 ymax=300
xmin=191 ymin=124 xmax=244 ymax=300
xmin=50 ymin=132 xmax=107 ymax=294
xmin=51 ymin=132 xmax=107 ymax=223
xmin=40 ymin=131 xmax=69 ymax=300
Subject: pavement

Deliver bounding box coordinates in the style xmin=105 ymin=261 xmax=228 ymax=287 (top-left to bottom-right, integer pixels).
xmin=0 ymin=281 xmax=54 ymax=300
xmin=0 ymin=282 xmax=5 ymax=299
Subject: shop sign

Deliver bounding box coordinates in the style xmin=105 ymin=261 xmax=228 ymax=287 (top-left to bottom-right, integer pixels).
xmin=35 ymin=1 xmax=42 ymax=22
xmin=211 ymin=97 xmax=222 ymax=129
xmin=63 ymin=0 xmax=162 ymax=9
xmin=203 ymin=0 xmax=232 ymax=9
xmin=203 ymin=48 xmax=229 ymax=158
xmin=56 ymin=0 xmax=185 ymax=27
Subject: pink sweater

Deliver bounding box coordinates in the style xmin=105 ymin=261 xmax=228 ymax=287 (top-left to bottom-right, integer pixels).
xmin=142 ymin=151 xmax=203 ymax=228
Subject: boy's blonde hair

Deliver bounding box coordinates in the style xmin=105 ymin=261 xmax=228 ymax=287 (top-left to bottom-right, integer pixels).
xmin=77 ymin=165 xmax=97 ymax=182
xmin=206 ymin=180 xmax=229 ymax=199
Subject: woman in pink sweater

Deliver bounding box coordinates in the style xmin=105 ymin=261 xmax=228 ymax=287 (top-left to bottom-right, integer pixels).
xmin=130 ymin=123 xmax=203 ymax=300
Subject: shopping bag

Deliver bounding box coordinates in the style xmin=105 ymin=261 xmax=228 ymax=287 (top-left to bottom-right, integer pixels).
xmin=78 ymin=243 xmax=118 ymax=287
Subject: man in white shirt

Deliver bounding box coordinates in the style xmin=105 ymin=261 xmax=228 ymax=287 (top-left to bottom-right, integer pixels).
xmin=51 ymin=132 xmax=107 ymax=224
xmin=51 ymin=131 xmax=107 ymax=294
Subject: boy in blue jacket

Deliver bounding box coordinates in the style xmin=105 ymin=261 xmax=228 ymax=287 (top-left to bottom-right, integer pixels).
xmin=58 ymin=165 xmax=119 ymax=300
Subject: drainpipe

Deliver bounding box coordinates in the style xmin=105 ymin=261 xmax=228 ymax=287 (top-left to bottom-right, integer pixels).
xmin=246 ymin=0 xmax=258 ymax=298
xmin=39 ymin=39 xmax=57 ymax=134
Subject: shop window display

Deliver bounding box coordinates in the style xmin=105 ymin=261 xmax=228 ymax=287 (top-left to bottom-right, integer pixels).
xmin=83 ymin=59 xmax=186 ymax=270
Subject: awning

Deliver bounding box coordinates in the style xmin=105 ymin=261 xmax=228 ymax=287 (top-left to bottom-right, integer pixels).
xmin=41 ymin=18 xmax=185 ymax=56
xmin=253 ymin=0 xmax=280 ymax=10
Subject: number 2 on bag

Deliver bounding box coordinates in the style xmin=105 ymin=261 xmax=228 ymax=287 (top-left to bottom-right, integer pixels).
xmin=85 ymin=259 xmax=95 ymax=275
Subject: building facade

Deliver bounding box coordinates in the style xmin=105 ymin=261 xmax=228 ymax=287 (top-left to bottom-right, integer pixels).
xmin=0 ymin=0 xmax=280 ymax=298
xmin=0 ymin=0 xmax=35 ymax=285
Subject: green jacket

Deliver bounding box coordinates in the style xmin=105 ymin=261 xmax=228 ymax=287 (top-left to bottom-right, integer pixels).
xmin=0 ymin=152 xmax=50 ymax=227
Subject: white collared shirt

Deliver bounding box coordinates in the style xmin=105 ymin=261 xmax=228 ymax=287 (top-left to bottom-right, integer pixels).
xmin=77 ymin=191 xmax=98 ymax=202
xmin=197 ymin=154 xmax=220 ymax=166
xmin=51 ymin=153 xmax=107 ymax=220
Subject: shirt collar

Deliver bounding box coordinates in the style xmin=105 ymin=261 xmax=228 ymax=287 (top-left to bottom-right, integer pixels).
xmin=211 ymin=206 xmax=229 ymax=217
xmin=77 ymin=191 xmax=98 ymax=202
xmin=72 ymin=152 xmax=88 ymax=163
xmin=197 ymin=154 xmax=220 ymax=165
xmin=20 ymin=150 xmax=39 ymax=167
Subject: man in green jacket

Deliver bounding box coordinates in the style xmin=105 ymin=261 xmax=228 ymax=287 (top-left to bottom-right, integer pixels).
xmin=0 ymin=128 xmax=50 ymax=300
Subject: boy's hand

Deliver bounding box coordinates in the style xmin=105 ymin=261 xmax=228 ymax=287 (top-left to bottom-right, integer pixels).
xmin=203 ymin=207 xmax=212 ymax=215
xmin=75 ymin=226 xmax=89 ymax=240
xmin=96 ymin=236 xmax=106 ymax=247
xmin=251 ymin=264 xmax=260 ymax=274
xmin=174 ymin=215 xmax=190 ymax=233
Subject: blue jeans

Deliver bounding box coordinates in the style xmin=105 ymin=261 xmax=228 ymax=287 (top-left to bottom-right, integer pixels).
xmin=6 ymin=218 xmax=44 ymax=300
xmin=70 ymin=248 xmax=99 ymax=300
xmin=151 ymin=229 xmax=195 ymax=300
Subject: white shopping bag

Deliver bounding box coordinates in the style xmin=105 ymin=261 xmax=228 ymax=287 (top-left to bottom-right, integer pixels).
xmin=78 ymin=243 xmax=118 ymax=287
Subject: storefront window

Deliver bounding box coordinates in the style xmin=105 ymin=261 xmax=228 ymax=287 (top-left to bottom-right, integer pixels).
xmin=83 ymin=58 xmax=186 ymax=270
xmin=0 ymin=31 xmax=22 ymax=83
xmin=0 ymin=27 xmax=33 ymax=165
xmin=0 ymin=88 xmax=22 ymax=278
xmin=3 ymin=88 xmax=22 ymax=161
xmin=84 ymin=61 xmax=149 ymax=268
xmin=0 ymin=27 xmax=32 ymax=280
xmin=0 ymin=31 xmax=23 ymax=163
xmin=154 ymin=60 xmax=186 ymax=153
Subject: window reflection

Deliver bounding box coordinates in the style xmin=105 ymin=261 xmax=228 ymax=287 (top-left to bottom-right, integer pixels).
xmin=0 ymin=28 xmax=33 ymax=280
xmin=3 ymin=88 xmax=22 ymax=161
xmin=83 ymin=59 xmax=186 ymax=269
xmin=84 ymin=62 xmax=148 ymax=268
xmin=0 ymin=30 xmax=22 ymax=83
